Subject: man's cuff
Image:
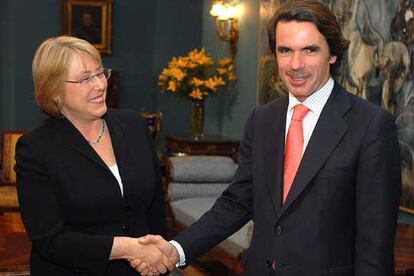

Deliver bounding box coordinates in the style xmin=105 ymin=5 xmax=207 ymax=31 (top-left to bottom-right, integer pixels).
xmin=169 ymin=240 xmax=186 ymax=267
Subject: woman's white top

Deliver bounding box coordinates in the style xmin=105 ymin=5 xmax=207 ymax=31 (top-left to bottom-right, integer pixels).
xmin=109 ymin=164 xmax=124 ymax=196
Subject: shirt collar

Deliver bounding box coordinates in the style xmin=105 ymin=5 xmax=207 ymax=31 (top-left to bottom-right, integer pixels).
xmin=287 ymin=77 xmax=334 ymax=114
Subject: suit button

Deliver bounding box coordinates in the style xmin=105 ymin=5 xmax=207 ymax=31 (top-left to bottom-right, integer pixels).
xmin=122 ymin=224 xmax=130 ymax=233
xmin=275 ymin=225 xmax=283 ymax=235
xmin=123 ymin=205 xmax=130 ymax=213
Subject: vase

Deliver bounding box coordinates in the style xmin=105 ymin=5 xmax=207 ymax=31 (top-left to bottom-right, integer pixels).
xmin=190 ymin=100 xmax=205 ymax=140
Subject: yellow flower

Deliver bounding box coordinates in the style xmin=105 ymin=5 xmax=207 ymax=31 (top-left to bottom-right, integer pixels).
xmin=214 ymin=76 xmax=225 ymax=86
xmin=189 ymin=88 xmax=204 ymax=100
xmin=197 ymin=55 xmax=213 ymax=66
xmin=170 ymin=68 xmax=186 ymax=81
xmin=228 ymin=73 xmax=237 ymax=81
xmin=218 ymin=57 xmax=232 ymax=67
xmin=186 ymin=61 xmax=198 ymax=69
xmin=217 ymin=68 xmax=227 ymax=75
xmin=159 ymin=68 xmax=170 ymax=80
xmin=191 ymin=77 xmax=204 ymax=87
xmin=158 ymin=48 xmax=237 ymax=100
xmin=168 ymin=57 xmax=179 ymax=68
xmin=167 ymin=81 xmax=177 ymax=92
xmin=204 ymin=78 xmax=217 ymax=91
xmin=204 ymin=76 xmax=225 ymax=91
xmin=188 ymin=48 xmax=213 ymax=66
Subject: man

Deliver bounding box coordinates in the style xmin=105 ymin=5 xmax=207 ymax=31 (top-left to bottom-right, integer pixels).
xmin=135 ymin=0 xmax=402 ymax=275
xmin=73 ymin=12 xmax=101 ymax=44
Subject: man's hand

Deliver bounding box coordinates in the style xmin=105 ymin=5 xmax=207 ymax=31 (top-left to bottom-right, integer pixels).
xmin=130 ymin=235 xmax=180 ymax=275
xmin=128 ymin=238 xmax=174 ymax=276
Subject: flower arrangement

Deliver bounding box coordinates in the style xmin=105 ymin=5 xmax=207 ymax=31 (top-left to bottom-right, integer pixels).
xmin=158 ymin=48 xmax=237 ymax=101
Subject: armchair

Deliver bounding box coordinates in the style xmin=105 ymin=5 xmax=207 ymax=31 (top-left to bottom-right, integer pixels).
xmin=165 ymin=155 xmax=253 ymax=275
xmin=0 ymin=131 xmax=25 ymax=212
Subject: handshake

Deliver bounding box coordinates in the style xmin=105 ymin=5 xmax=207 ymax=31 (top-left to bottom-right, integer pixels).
xmin=125 ymin=235 xmax=180 ymax=276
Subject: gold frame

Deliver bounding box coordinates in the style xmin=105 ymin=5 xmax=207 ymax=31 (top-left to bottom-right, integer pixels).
xmin=63 ymin=0 xmax=112 ymax=54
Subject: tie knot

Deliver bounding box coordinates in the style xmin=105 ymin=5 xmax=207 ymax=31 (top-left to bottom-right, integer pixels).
xmin=292 ymin=104 xmax=309 ymax=121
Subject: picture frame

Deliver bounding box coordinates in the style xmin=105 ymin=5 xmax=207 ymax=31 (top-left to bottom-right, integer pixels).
xmin=63 ymin=0 xmax=112 ymax=54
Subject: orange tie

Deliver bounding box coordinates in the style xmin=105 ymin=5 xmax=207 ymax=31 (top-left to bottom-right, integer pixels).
xmin=283 ymin=104 xmax=309 ymax=203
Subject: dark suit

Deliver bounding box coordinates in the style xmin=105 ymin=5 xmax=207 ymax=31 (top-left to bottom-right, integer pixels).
xmin=15 ymin=109 xmax=167 ymax=276
xmin=175 ymin=82 xmax=401 ymax=275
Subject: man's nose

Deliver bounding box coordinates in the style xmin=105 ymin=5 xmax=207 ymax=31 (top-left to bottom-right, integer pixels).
xmin=290 ymin=52 xmax=304 ymax=70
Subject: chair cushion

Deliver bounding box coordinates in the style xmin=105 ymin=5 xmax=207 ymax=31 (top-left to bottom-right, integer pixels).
xmin=171 ymin=197 xmax=253 ymax=257
xmin=169 ymin=156 xmax=237 ymax=183
xmin=168 ymin=183 xmax=229 ymax=201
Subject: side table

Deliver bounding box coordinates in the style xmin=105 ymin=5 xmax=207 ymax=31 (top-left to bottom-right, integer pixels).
xmin=165 ymin=135 xmax=240 ymax=161
xmin=0 ymin=213 xmax=30 ymax=275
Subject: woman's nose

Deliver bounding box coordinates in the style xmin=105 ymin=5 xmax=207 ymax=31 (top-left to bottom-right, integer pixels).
xmin=92 ymin=75 xmax=107 ymax=88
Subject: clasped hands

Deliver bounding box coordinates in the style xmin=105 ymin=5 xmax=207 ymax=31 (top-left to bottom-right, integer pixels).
xmin=128 ymin=235 xmax=179 ymax=276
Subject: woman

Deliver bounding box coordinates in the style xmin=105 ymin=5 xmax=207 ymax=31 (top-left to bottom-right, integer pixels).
xmin=15 ymin=36 xmax=171 ymax=275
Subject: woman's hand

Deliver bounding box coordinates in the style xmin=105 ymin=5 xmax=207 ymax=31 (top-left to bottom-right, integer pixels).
xmin=110 ymin=237 xmax=173 ymax=275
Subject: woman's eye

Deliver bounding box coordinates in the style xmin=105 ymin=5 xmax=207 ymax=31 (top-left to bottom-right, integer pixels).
xmin=80 ymin=76 xmax=92 ymax=84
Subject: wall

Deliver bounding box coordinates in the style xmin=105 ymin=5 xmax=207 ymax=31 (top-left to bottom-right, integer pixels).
xmin=152 ymin=0 xmax=203 ymax=139
xmin=0 ymin=0 xmax=202 ymax=136
xmin=0 ymin=0 xmax=52 ymax=131
xmin=0 ymin=1 xmax=15 ymax=131
xmin=202 ymin=0 xmax=260 ymax=139
xmin=105 ymin=1 xmax=158 ymax=111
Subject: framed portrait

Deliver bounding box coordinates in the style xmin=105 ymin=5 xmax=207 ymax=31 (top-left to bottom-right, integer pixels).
xmin=258 ymin=0 xmax=414 ymax=213
xmin=63 ymin=0 xmax=112 ymax=54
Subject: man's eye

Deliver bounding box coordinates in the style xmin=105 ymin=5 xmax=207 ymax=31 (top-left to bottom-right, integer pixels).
xmin=277 ymin=48 xmax=291 ymax=56
xmin=305 ymin=47 xmax=319 ymax=54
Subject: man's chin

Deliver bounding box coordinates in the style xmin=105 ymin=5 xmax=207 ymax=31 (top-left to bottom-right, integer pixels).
xmin=288 ymin=89 xmax=313 ymax=100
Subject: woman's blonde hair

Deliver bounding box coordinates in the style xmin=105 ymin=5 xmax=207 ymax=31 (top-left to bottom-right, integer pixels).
xmin=32 ymin=36 xmax=102 ymax=116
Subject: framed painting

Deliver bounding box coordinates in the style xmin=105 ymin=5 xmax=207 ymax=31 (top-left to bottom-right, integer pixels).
xmin=257 ymin=0 xmax=289 ymax=104
xmin=258 ymin=0 xmax=414 ymax=213
xmin=63 ymin=0 xmax=112 ymax=54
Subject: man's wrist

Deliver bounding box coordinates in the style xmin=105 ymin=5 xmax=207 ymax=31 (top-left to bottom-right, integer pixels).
xmin=169 ymin=240 xmax=186 ymax=266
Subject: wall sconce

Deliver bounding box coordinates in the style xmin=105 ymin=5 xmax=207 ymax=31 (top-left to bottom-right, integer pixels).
xmin=210 ymin=1 xmax=243 ymax=60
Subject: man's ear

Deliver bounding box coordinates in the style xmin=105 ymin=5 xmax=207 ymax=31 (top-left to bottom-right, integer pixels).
xmin=329 ymin=55 xmax=337 ymax=64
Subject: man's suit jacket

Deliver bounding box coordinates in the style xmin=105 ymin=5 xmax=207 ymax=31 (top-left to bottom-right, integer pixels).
xmin=15 ymin=109 xmax=167 ymax=276
xmin=175 ymin=82 xmax=401 ymax=276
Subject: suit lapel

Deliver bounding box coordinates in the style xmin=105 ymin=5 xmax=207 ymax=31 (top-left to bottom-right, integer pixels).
xmin=56 ymin=117 xmax=108 ymax=170
xmin=55 ymin=110 xmax=127 ymax=175
xmin=104 ymin=111 xmax=127 ymax=179
xmin=279 ymin=84 xmax=351 ymax=217
xmin=264 ymin=97 xmax=288 ymax=215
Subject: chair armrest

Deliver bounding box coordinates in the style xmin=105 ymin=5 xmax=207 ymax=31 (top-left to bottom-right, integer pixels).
xmin=168 ymin=155 xmax=237 ymax=183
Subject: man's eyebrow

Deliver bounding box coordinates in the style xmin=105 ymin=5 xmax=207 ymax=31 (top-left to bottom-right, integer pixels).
xmin=303 ymin=45 xmax=320 ymax=51
xmin=276 ymin=46 xmax=291 ymax=51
